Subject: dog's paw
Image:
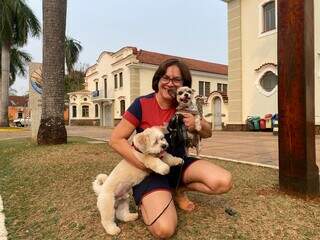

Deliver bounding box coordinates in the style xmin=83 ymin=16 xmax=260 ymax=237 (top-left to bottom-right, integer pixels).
xmin=122 ymin=213 xmax=139 ymax=222
xmin=154 ymin=164 xmax=170 ymax=175
xmin=172 ymin=157 xmax=184 ymax=166
xmin=103 ymin=223 xmax=121 ymax=235
xmin=176 ymin=157 xmax=184 ymax=165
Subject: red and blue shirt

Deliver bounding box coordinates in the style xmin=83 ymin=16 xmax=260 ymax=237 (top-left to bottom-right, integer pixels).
xmin=123 ymin=92 xmax=176 ymax=133
xmin=123 ymin=92 xmax=185 ymax=157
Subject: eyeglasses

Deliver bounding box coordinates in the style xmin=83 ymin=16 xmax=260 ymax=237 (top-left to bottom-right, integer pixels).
xmin=161 ymin=75 xmax=182 ymax=85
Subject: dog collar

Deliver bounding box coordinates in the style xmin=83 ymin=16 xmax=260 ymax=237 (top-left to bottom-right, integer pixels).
xmin=131 ymin=143 xmax=164 ymax=159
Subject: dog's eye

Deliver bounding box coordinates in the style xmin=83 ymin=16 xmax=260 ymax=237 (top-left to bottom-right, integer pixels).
xmin=187 ymin=90 xmax=192 ymax=94
xmin=178 ymin=91 xmax=183 ymax=95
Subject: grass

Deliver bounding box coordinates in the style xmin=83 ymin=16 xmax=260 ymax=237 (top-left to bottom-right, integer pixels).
xmin=0 ymin=138 xmax=319 ymax=240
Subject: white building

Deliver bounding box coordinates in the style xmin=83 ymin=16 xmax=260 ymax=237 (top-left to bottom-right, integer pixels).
xmin=223 ymin=0 xmax=320 ymax=133
xmin=68 ymin=47 xmax=228 ymax=129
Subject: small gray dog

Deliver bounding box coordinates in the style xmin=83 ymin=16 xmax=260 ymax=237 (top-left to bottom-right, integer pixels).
xmin=175 ymin=86 xmax=202 ymax=156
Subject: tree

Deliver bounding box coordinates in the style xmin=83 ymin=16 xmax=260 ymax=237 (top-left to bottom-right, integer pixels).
xmin=0 ymin=0 xmax=41 ymax=127
xmin=0 ymin=46 xmax=32 ymax=86
xmin=65 ymin=37 xmax=83 ymax=76
xmin=0 ymin=44 xmax=32 ymax=86
xmin=37 ymin=0 xmax=67 ymax=144
xmin=64 ymin=69 xmax=85 ymax=99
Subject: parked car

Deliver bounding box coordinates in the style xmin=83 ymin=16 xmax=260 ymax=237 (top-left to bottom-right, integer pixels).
xmin=13 ymin=117 xmax=31 ymax=127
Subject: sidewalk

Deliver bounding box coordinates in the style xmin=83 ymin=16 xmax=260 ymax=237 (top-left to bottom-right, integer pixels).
xmin=1 ymin=126 xmax=319 ymax=168
xmin=67 ymin=126 xmax=320 ymax=168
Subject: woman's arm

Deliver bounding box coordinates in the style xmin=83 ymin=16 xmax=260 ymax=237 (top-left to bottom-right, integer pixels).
xmin=181 ymin=112 xmax=212 ymax=138
xmin=109 ymin=118 xmax=148 ymax=171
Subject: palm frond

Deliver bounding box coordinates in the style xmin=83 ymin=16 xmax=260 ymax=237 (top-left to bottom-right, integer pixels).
xmin=65 ymin=37 xmax=83 ymax=74
xmin=8 ymin=46 xmax=32 ymax=85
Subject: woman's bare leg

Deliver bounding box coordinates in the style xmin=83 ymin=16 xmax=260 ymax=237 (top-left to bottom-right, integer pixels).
xmin=140 ymin=190 xmax=177 ymax=239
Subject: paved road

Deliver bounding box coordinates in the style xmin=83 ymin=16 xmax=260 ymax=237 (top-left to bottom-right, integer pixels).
xmin=1 ymin=126 xmax=319 ymax=168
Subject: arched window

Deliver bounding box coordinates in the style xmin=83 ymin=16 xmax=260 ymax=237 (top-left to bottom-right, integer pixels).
xmin=263 ymin=1 xmax=275 ymax=32
xmin=95 ymin=104 xmax=99 ymax=118
xmin=72 ymin=105 xmax=77 ymax=118
xmin=260 ymin=71 xmax=278 ymax=92
xmin=120 ymin=100 xmax=125 ymax=116
xmin=82 ymin=105 xmax=89 ymax=117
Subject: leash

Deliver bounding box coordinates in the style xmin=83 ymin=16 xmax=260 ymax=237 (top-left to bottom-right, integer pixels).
xmin=139 ymin=113 xmax=187 ymax=226
xmin=139 ymin=162 xmax=184 ymax=226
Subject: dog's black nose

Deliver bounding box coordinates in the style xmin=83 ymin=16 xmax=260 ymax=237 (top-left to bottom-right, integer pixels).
xmin=161 ymin=144 xmax=167 ymax=149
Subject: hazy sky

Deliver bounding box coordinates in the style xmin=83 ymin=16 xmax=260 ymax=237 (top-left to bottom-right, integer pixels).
xmin=11 ymin=0 xmax=228 ymax=95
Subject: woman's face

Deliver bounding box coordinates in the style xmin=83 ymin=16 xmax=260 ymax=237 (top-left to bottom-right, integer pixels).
xmin=158 ymin=65 xmax=183 ymax=101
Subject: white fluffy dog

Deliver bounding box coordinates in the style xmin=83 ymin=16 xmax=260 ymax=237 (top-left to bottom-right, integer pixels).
xmin=92 ymin=126 xmax=183 ymax=235
xmin=176 ymin=86 xmax=202 ymax=155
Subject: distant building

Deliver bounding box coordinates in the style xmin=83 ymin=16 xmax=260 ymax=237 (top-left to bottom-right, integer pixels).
xmin=223 ymin=0 xmax=320 ymax=132
xmin=68 ymin=47 xmax=229 ymax=129
xmin=8 ymin=95 xmax=30 ymax=123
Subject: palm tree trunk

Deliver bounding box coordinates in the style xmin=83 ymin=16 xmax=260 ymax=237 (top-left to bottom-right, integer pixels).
xmin=0 ymin=44 xmax=10 ymax=127
xmin=37 ymin=0 xmax=67 ymax=144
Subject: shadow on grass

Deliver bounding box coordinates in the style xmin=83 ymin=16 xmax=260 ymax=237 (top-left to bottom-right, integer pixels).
xmin=0 ymin=138 xmax=319 ymax=239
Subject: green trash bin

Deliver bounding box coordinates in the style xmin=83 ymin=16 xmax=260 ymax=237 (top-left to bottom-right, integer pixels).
xmin=252 ymin=116 xmax=260 ymax=130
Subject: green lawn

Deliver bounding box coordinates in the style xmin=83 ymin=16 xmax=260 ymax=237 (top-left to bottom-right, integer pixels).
xmin=0 ymin=138 xmax=319 ymax=240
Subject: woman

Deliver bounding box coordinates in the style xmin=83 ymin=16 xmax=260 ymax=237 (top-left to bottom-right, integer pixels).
xmin=109 ymin=58 xmax=232 ymax=239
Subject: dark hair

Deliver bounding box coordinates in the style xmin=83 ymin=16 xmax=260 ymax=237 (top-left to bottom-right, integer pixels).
xmin=152 ymin=58 xmax=192 ymax=92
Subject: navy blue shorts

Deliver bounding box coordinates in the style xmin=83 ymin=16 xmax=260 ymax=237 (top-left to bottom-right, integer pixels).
xmin=132 ymin=156 xmax=199 ymax=205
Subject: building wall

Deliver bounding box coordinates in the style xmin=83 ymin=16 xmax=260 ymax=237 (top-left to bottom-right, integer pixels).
xmin=227 ymin=0 xmax=243 ymax=125
xmin=71 ymin=47 xmax=228 ymax=127
xmin=237 ymin=0 xmax=320 ymax=124
xmin=8 ymin=106 xmax=30 ymax=122
xmin=69 ymin=92 xmax=98 ymax=125
xmin=192 ymin=72 xmax=229 ymax=123
xmin=241 ymin=0 xmax=278 ymax=121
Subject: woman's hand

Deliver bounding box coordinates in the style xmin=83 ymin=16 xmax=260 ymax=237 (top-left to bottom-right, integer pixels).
xmin=180 ymin=112 xmax=212 ymax=138
xmin=180 ymin=112 xmax=196 ymax=131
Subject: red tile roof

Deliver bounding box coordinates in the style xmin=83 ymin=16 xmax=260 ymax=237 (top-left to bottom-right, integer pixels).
xmin=134 ymin=49 xmax=228 ymax=75
xmin=9 ymin=96 xmax=28 ymax=107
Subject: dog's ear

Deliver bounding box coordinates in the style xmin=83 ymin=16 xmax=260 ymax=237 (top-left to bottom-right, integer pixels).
xmin=133 ymin=132 xmax=149 ymax=152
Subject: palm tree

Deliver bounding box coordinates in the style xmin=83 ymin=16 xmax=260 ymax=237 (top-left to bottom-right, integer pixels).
xmin=5 ymin=46 xmax=32 ymax=86
xmin=0 ymin=0 xmax=41 ymax=127
xmin=65 ymin=37 xmax=83 ymax=76
xmin=37 ymin=0 xmax=67 ymax=144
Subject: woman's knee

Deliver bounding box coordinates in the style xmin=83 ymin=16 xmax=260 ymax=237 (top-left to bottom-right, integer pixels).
xmin=150 ymin=219 xmax=177 ymax=239
xmin=208 ymin=171 xmax=233 ymax=194
xmin=217 ymin=171 xmax=233 ymax=193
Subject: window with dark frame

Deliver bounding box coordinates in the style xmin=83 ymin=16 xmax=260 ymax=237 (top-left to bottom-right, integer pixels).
xmin=72 ymin=106 xmax=77 ymax=118
xmin=204 ymin=82 xmax=210 ymax=97
xmin=120 ymin=100 xmax=125 ymax=116
xmin=104 ymin=78 xmax=107 ymax=98
xmin=18 ymin=112 xmax=23 ymax=118
xmin=260 ymin=71 xmax=278 ymax=92
xmin=95 ymin=104 xmax=99 ymax=117
xmin=217 ymin=83 xmax=222 ymax=92
xmin=114 ymin=74 xmax=118 ymax=89
xmin=199 ymin=81 xmax=204 ymax=96
xmin=223 ymin=84 xmax=228 ymax=93
xmin=82 ymin=105 xmax=89 ymax=117
xmin=263 ymin=1 xmax=276 ymax=32
xmin=119 ymin=72 xmax=123 ymax=87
